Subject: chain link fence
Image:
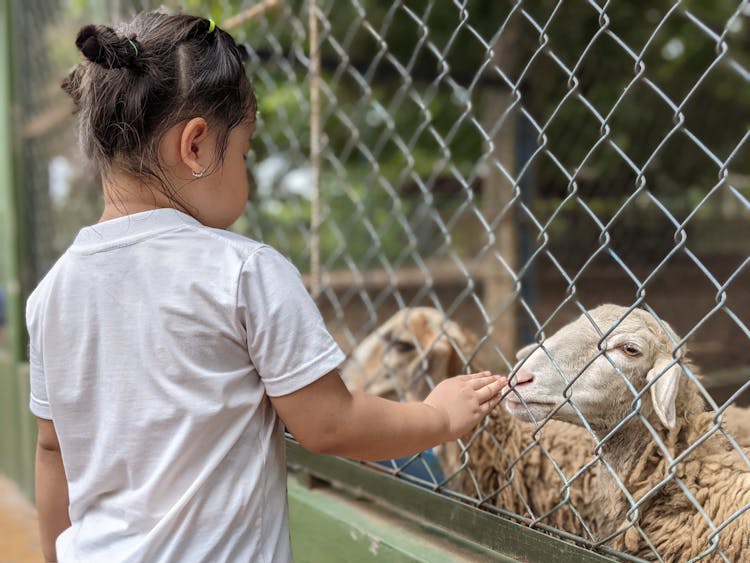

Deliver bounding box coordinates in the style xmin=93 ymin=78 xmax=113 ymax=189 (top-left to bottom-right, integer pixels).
xmin=12 ymin=0 xmax=750 ymax=560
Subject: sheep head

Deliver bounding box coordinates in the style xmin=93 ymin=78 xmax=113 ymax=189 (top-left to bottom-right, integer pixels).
xmin=341 ymin=307 xmax=481 ymax=402
xmin=504 ymin=304 xmax=687 ymax=432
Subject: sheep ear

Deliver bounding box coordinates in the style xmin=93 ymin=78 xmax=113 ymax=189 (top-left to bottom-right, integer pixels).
xmin=647 ymin=357 xmax=683 ymax=429
xmin=448 ymin=342 xmax=468 ymax=378
xmin=443 ymin=322 xmax=476 ymax=375
xmin=516 ymin=342 xmax=538 ymax=362
xmin=425 ymin=341 xmax=455 ymax=387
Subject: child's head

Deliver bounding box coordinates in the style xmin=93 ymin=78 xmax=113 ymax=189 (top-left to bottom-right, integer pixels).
xmin=62 ymin=10 xmax=256 ymax=227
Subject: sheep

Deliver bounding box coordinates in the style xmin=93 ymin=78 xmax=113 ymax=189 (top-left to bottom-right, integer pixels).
xmin=505 ymin=303 xmax=750 ymax=561
xmin=341 ymin=307 xmax=609 ymax=540
xmin=341 ymin=307 xmax=482 ymax=404
xmin=716 ymin=404 xmax=750 ymax=446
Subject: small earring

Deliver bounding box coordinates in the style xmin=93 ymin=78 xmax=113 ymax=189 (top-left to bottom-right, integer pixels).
xmin=192 ymin=168 xmax=206 ymax=178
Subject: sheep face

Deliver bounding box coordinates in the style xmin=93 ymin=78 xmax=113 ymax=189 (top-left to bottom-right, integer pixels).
xmin=504 ymin=304 xmax=684 ymax=432
xmin=340 ymin=307 xmax=475 ymax=402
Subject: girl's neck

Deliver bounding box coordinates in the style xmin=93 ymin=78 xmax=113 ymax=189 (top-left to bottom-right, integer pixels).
xmin=99 ymin=202 xmax=162 ymax=223
xmin=99 ymin=171 xmax=181 ymax=223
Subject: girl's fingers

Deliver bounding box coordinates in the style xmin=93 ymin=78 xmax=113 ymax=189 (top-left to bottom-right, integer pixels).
xmin=469 ymin=375 xmax=496 ymax=390
xmin=477 ymin=379 xmax=505 ymax=402
xmin=459 ymin=372 xmax=485 ymax=382
xmin=480 ymin=394 xmax=503 ymax=414
xmin=469 ymin=373 xmax=502 ymax=389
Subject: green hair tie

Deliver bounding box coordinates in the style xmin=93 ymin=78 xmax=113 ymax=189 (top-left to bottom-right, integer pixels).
xmin=208 ymin=18 xmax=216 ymax=33
xmin=128 ymin=39 xmax=138 ymax=57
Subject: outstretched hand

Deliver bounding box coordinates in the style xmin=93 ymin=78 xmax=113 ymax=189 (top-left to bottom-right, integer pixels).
xmin=423 ymin=371 xmax=507 ymax=442
xmin=272 ymin=369 xmax=508 ymax=461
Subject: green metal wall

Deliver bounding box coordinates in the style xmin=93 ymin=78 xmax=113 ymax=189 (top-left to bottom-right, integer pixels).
xmin=0 ymin=0 xmax=35 ymax=498
xmin=0 ymin=358 xmax=35 ymax=497
xmin=288 ymin=475 xmax=513 ymax=562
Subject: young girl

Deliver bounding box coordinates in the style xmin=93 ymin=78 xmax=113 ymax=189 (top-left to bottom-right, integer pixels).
xmin=28 ymin=11 xmax=505 ymax=563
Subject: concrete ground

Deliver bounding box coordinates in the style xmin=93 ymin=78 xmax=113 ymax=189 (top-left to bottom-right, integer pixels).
xmin=0 ymin=476 xmax=41 ymax=563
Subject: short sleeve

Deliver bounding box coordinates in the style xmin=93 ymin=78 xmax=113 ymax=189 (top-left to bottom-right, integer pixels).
xmin=237 ymin=247 xmax=345 ymax=397
xmin=26 ymin=293 xmax=52 ymax=419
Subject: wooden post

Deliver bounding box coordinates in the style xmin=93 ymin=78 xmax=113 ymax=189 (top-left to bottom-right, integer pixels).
xmin=480 ymin=26 xmax=520 ymax=360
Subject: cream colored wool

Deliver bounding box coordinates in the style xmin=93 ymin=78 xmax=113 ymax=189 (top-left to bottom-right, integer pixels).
xmin=454 ymin=410 xmax=607 ymax=538
xmin=603 ymin=408 xmax=750 ymax=561
xmin=719 ymin=404 xmax=750 ymax=450
xmin=506 ymin=304 xmax=750 ymax=561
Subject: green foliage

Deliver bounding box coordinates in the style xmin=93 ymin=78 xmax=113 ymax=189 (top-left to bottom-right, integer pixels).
xmin=39 ymin=0 xmax=750 ymax=271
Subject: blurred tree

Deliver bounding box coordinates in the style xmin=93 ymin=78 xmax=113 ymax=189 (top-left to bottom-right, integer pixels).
xmin=18 ymin=0 xmax=749 ymax=275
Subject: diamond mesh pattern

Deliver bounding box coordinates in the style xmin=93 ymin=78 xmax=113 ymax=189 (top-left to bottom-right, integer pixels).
xmin=13 ymin=1 xmax=750 ymax=560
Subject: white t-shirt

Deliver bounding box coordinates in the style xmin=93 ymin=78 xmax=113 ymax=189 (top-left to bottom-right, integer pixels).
xmin=26 ymin=208 xmax=345 ymax=563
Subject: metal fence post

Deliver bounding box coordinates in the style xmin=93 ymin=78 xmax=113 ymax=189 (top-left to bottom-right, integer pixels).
xmin=0 ymin=0 xmax=27 ymax=486
xmin=309 ymin=0 xmax=322 ymax=296
xmin=516 ymin=112 xmax=538 ymax=346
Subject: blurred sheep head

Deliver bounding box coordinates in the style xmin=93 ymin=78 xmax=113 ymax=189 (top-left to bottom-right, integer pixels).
xmin=341 ymin=307 xmax=483 ymax=402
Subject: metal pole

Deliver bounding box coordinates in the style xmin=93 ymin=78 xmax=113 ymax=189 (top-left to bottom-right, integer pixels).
xmin=480 ymin=24 xmax=521 ymax=360
xmin=309 ymin=0 xmax=322 ymax=296
xmin=516 ymin=111 xmax=538 ymax=346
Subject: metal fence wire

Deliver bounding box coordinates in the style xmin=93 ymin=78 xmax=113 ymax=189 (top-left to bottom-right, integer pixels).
xmin=12 ymin=0 xmax=750 ymax=561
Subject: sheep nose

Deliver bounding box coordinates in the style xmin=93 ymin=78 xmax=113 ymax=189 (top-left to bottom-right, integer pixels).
xmin=512 ymin=368 xmax=535 ymax=386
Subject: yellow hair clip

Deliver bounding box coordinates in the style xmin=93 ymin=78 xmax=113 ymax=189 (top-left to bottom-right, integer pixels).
xmin=208 ymin=18 xmax=216 ymax=34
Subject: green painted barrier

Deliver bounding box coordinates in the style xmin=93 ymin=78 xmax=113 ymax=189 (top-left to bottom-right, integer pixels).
xmin=287 ymin=442 xmax=619 ymax=563
xmin=0 ymin=356 xmax=35 ymax=498
xmin=289 ymin=474 xmax=512 ymax=562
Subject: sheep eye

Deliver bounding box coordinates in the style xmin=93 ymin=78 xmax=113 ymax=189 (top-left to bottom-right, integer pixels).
xmin=621 ymin=344 xmax=641 ymax=357
xmin=382 ymin=331 xmax=417 ymax=353
xmin=390 ymin=340 xmax=416 ymax=353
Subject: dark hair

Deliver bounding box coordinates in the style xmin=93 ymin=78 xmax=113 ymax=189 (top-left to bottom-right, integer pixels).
xmin=62 ymin=10 xmax=256 ymax=200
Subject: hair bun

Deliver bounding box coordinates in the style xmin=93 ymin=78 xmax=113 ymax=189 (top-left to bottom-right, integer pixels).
xmin=75 ymin=24 xmax=139 ymax=70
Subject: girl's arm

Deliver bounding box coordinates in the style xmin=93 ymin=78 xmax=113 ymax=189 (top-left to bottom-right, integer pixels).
xmin=270 ymin=370 xmax=505 ymax=461
xmin=35 ymin=418 xmax=71 ymax=563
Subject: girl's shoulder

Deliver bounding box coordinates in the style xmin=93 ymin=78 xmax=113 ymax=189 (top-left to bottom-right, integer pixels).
xmin=197 ymin=225 xmax=295 ymax=270
xmin=196 ymin=224 xmax=266 ymax=259
xmin=26 ymin=252 xmax=71 ymax=330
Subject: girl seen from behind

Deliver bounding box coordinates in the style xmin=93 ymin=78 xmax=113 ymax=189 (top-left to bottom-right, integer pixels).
xmin=28 ymin=10 xmax=505 ymax=563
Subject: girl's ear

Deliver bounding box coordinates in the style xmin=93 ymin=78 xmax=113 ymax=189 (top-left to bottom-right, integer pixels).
xmin=179 ymin=117 xmax=211 ymax=176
